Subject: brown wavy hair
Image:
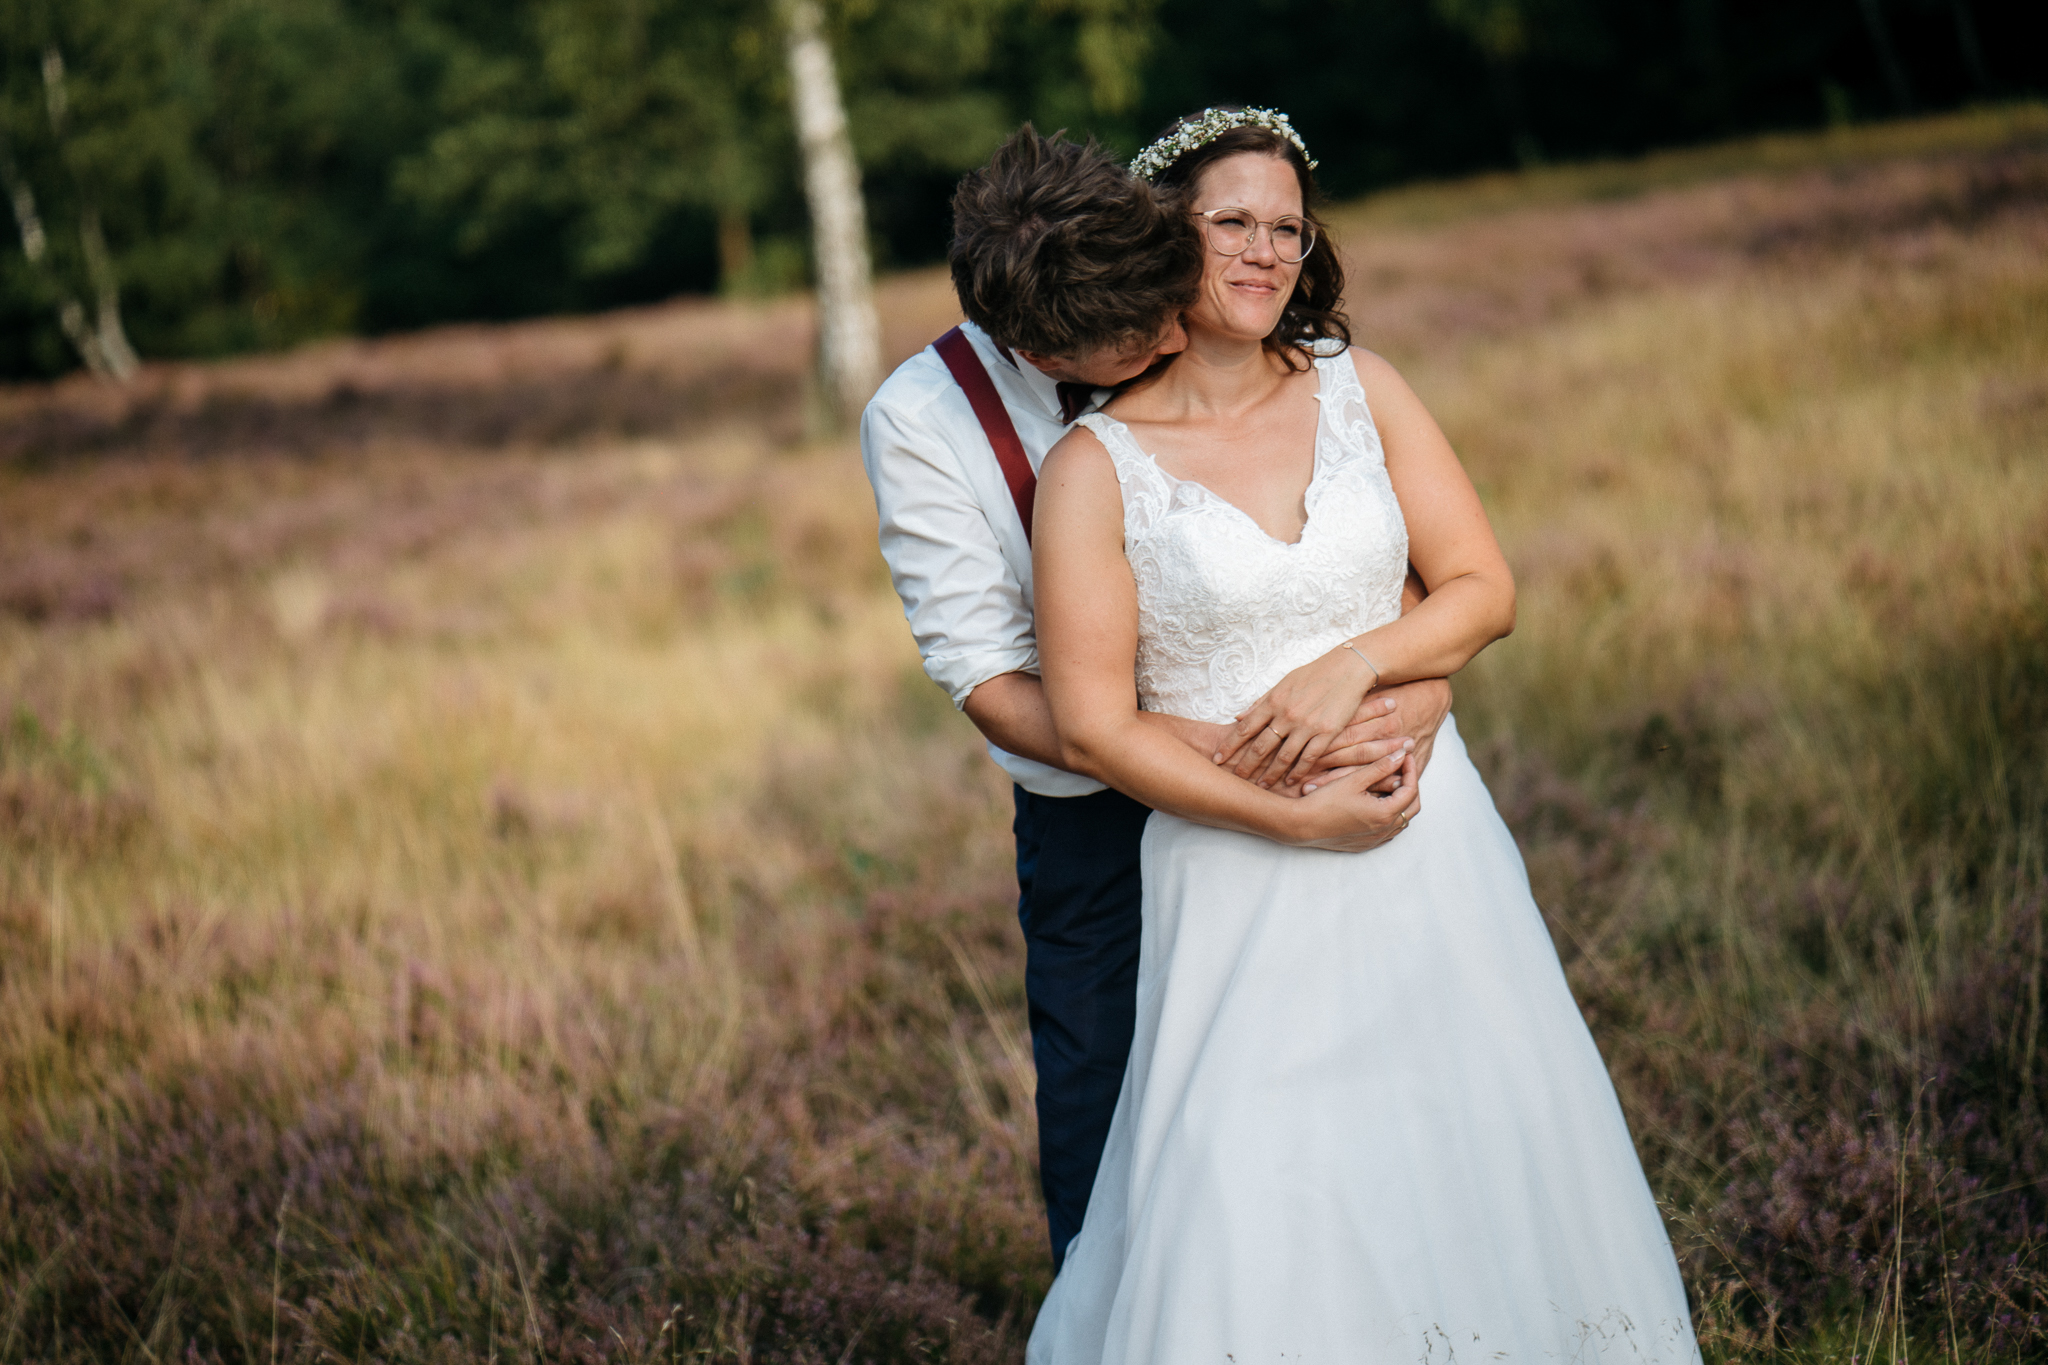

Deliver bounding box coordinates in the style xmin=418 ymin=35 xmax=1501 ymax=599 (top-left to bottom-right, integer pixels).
xmin=949 ymin=126 xmax=1201 ymax=357
xmin=1146 ymin=117 xmax=1350 ymax=370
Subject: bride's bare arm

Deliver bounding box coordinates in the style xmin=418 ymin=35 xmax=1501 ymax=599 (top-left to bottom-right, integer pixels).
xmin=1341 ymin=349 xmax=1518 ymax=676
xmin=963 ymin=672 xmax=1232 ymax=770
xmin=1221 ymin=349 xmax=1513 ymax=784
xmin=1034 ymin=427 xmax=1419 ymax=851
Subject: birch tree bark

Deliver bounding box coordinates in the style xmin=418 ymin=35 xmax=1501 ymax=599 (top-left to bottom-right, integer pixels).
xmin=11 ymin=45 xmax=141 ymax=381
xmin=783 ymin=0 xmax=880 ymax=426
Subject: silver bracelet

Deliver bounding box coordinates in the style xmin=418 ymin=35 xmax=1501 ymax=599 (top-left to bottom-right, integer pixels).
xmin=1343 ymin=642 xmax=1382 ymax=689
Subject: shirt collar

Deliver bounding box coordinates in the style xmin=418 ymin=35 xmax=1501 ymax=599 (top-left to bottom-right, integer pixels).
xmin=967 ymin=322 xmax=1102 ymax=424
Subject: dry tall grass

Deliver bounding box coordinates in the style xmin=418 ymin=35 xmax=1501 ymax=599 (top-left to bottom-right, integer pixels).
xmin=2 ymin=107 xmax=2045 ymax=1363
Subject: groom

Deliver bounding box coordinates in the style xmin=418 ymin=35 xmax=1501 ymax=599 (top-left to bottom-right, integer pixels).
xmin=859 ymin=126 xmax=1451 ymax=1266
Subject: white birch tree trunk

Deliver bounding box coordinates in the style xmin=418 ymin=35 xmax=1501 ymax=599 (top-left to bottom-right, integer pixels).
xmin=15 ymin=46 xmax=140 ymax=382
xmin=783 ymin=0 xmax=880 ymax=425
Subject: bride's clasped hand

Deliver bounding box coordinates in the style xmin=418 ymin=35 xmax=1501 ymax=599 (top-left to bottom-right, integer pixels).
xmin=1247 ymin=735 xmax=1418 ymax=854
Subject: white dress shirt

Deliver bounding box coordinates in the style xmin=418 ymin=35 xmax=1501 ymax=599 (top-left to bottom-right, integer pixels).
xmin=860 ymin=321 xmax=1105 ymax=797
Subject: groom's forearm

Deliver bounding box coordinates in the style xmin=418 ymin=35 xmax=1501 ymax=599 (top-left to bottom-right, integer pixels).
xmin=962 ymin=671 xmax=1227 ymax=772
xmin=962 ymin=672 xmax=1066 ymax=769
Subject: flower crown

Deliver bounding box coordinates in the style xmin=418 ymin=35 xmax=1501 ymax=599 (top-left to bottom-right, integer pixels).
xmin=1128 ymin=106 xmax=1318 ymax=183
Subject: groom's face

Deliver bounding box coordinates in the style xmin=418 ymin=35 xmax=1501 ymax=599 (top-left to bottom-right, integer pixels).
xmin=1016 ymin=316 xmax=1189 ymax=389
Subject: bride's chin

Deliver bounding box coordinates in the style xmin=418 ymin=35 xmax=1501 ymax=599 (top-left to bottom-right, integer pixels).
xmin=1189 ymin=312 xmax=1286 ymax=348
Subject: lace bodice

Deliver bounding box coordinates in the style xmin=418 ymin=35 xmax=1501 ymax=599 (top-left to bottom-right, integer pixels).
xmin=1074 ymin=347 xmax=1409 ymax=724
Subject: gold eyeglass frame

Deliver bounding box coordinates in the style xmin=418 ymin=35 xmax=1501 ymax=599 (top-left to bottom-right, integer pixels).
xmin=1193 ymin=207 xmax=1318 ymax=264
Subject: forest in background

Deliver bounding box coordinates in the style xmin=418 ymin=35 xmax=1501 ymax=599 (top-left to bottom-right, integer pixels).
xmin=2 ymin=0 xmax=2044 ymax=380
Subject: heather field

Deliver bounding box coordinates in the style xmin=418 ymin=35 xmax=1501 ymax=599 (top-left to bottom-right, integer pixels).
xmin=2 ymin=107 xmax=2046 ymax=1363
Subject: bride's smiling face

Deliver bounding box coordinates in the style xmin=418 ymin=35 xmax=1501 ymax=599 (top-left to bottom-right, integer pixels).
xmin=1186 ymin=152 xmax=1304 ymax=344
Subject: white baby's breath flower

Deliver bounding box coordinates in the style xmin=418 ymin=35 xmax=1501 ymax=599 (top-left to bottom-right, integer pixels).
xmin=1128 ymin=107 xmax=1318 ymax=183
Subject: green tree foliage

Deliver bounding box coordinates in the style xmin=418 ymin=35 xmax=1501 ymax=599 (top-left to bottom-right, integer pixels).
xmin=397 ymin=0 xmax=1164 ymax=298
xmin=393 ymin=0 xmax=785 ymax=287
xmin=1431 ymin=0 xmax=1543 ymax=164
xmin=1135 ymin=0 xmax=2043 ymax=201
xmin=0 ymin=0 xmax=1167 ymax=377
xmin=0 ymin=0 xmax=427 ymax=374
xmin=0 ymin=0 xmax=2042 ymax=379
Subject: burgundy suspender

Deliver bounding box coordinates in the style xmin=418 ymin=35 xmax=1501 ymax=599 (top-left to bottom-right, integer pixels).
xmin=934 ymin=326 xmax=1037 ymax=545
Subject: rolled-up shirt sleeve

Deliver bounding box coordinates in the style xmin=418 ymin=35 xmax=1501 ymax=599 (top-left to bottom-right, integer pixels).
xmin=861 ymin=390 xmax=1038 ymax=708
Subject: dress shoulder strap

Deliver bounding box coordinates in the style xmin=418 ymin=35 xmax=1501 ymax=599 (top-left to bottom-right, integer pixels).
xmin=1314 ymin=346 xmax=1387 ymax=472
xmin=934 ymin=326 xmax=1037 ymax=544
xmin=1072 ymin=411 xmax=1175 ymax=544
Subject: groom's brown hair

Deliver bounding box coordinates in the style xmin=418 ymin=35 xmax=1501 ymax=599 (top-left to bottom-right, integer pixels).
xmin=950 ymin=126 xmax=1200 ymax=358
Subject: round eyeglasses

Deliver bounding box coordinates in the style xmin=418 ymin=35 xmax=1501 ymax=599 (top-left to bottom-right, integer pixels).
xmin=1195 ymin=207 xmax=1317 ymax=264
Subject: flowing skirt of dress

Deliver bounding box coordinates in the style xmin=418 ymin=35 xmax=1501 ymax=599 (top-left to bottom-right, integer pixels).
xmin=1027 ymin=715 xmax=1701 ymax=1364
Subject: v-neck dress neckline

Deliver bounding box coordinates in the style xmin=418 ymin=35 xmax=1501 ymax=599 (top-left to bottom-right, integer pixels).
xmin=1089 ymin=356 xmax=1333 ymax=550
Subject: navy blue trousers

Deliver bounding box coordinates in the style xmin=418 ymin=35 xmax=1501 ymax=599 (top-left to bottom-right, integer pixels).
xmin=1011 ymin=784 xmax=1150 ymax=1269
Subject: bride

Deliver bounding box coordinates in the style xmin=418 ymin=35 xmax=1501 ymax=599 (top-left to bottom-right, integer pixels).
xmin=1027 ymin=108 xmax=1701 ymax=1363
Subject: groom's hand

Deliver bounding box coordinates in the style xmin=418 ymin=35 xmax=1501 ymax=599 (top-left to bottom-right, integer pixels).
xmin=1310 ymin=678 xmax=1452 ymax=791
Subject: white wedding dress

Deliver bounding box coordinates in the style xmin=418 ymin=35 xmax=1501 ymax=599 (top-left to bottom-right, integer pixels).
xmin=1028 ymin=348 xmax=1701 ymax=1364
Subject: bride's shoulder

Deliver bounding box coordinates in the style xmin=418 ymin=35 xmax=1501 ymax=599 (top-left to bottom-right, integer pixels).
xmin=1341 ymin=344 xmax=1400 ymax=381
xmin=1035 ymin=423 xmax=1127 ymax=543
xmin=1342 ymin=346 xmax=1425 ymax=408
xmin=1041 ymin=421 xmax=1117 ymax=484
